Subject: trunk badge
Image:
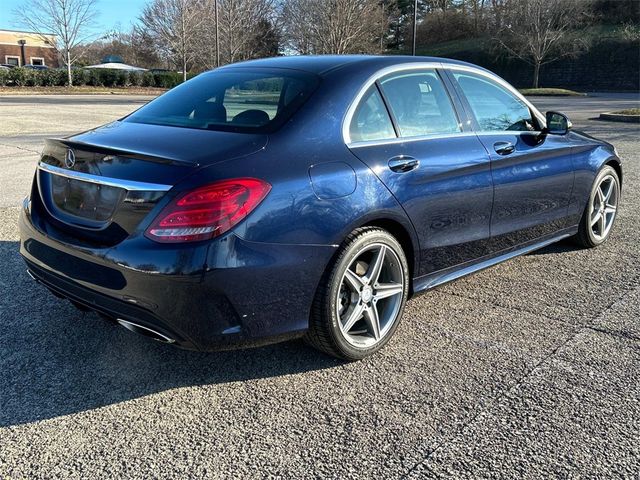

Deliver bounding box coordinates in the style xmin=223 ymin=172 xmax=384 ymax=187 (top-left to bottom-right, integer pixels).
xmin=64 ymin=149 xmax=76 ymax=168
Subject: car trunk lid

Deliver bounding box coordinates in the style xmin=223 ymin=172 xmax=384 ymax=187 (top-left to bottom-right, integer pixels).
xmin=34 ymin=121 xmax=267 ymax=247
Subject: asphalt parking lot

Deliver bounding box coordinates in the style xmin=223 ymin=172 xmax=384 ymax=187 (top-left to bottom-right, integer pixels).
xmin=0 ymin=92 xmax=639 ymax=479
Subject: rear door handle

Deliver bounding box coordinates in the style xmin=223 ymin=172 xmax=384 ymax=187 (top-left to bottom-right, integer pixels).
xmin=494 ymin=141 xmax=515 ymax=155
xmin=388 ymin=156 xmax=419 ymax=173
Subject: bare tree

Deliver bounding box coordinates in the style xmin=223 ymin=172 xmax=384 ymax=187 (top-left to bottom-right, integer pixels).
xmin=496 ymin=0 xmax=591 ymax=88
xmin=466 ymin=0 xmax=487 ymax=34
xmin=140 ymin=0 xmax=207 ymax=81
xmin=14 ymin=0 xmax=99 ymax=86
xmin=280 ymin=0 xmax=316 ymax=54
xmin=282 ymin=0 xmax=387 ymax=54
xmin=208 ymin=0 xmax=279 ymax=65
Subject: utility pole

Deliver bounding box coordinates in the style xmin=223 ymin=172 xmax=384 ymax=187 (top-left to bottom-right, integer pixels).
xmin=214 ymin=0 xmax=220 ymax=67
xmin=412 ymin=0 xmax=418 ymax=56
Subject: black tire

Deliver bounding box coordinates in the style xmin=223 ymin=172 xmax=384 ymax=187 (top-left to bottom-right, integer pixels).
xmin=305 ymin=227 xmax=409 ymax=361
xmin=572 ymin=165 xmax=620 ymax=248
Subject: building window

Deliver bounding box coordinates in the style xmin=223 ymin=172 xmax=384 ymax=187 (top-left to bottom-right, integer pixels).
xmin=30 ymin=57 xmax=45 ymax=66
xmin=5 ymin=56 xmax=20 ymax=66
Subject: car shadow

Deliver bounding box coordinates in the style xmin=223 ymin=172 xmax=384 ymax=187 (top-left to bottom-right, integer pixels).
xmin=527 ymin=238 xmax=582 ymax=256
xmin=0 ymin=241 xmax=341 ymax=427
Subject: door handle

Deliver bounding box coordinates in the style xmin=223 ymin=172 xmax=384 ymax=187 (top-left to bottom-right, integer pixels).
xmin=388 ymin=156 xmax=419 ymax=173
xmin=494 ymin=141 xmax=515 ymax=155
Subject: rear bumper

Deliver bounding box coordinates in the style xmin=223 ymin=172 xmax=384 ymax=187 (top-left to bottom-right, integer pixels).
xmin=19 ymin=198 xmax=337 ymax=351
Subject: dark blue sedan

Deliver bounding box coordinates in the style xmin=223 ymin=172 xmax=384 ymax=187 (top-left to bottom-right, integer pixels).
xmin=19 ymin=56 xmax=622 ymax=360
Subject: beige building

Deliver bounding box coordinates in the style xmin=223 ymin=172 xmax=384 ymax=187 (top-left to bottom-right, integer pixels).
xmin=0 ymin=29 xmax=59 ymax=67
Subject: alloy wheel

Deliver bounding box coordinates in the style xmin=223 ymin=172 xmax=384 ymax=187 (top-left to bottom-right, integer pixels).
xmin=336 ymin=243 xmax=404 ymax=348
xmin=590 ymin=174 xmax=619 ymax=241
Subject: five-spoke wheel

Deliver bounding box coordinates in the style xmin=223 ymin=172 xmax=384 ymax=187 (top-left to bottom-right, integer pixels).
xmin=574 ymin=165 xmax=620 ymax=248
xmin=589 ymin=173 xmax=618 ymax=241
xmin=337 ymin=244 xmax=404 ymax=348
xmin=306 ymin=228 xmax=409 ymax=360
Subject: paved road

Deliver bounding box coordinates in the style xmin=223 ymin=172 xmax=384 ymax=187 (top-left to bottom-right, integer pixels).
xmin=0 ymin=94 xmax=638 ymax=479
xmin=528 ymin=92 xmax=640 ymax=122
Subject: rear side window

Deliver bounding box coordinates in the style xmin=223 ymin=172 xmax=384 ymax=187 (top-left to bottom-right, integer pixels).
xmin=125 ymin=69 xmax=320 ymax=133
xmin=379 ymin=70 xmax=461 ymax=137
xmin=452 ymin=71 xmax=536 ymax=132
xmin=349 ymin=86 xmax=396 ymax=143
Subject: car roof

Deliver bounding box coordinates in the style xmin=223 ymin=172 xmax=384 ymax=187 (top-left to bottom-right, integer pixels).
xmin=221 ymin=55 xmax=483 ymax=76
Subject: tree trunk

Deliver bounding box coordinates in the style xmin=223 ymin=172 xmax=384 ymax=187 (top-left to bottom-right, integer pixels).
xmin=66 ymin=50 xmax=73 ymax=87
xmin=532 ymin=61 xmax=540 ymax=88
xmin=183 ymin=55 xmax=187 ymax=82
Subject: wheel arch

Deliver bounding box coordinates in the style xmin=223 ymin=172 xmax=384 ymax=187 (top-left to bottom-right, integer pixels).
xmin=356 ymin=217 xmax=418 ymax=290
xmin=605 ymin=157 xmax=623 ymax=190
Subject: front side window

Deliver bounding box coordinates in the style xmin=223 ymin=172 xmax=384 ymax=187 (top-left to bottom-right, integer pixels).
xmin=125 ymin=69 xmax=320 ymax=133
xmin=379 ymin=70 xmax=461 ymax=137
xmin=453 ymin=71 xmax=536 ymax=132
xmin=349 ymin=86 xmax=396 ymax=143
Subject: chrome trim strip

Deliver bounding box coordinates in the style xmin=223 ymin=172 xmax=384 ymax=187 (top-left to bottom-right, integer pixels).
xmin=348 ymin=131 xmax=478 ymax=149
xmin=348 ymin=130 xmax=546 ymax=149
xmin=37 ymin=162 xmax=172 ymax=192
xmin=342 ymin=62 xmax=546 ymax=146
xmin=474 ymin=131 xmax=544 ymax=137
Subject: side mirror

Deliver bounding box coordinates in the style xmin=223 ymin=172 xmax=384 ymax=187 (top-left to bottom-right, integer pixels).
xmin=545 ymin=111 xmax=572 ymax=135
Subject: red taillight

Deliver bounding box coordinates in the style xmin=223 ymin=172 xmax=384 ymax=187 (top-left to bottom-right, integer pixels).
xmin=145 ymin=178 xmax=271 ymax=243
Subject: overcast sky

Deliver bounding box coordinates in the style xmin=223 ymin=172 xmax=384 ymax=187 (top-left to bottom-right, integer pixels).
xmin=0 ymin=0 xmax=148 ymax=34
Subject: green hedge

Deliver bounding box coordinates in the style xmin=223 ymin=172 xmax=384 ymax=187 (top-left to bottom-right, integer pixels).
xmin=0 ymin=67 xmax=185 ymax=88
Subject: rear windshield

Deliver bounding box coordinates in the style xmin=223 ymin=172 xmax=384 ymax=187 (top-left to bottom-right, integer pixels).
xmin=124 ymin=68 xmax=320 ymax=133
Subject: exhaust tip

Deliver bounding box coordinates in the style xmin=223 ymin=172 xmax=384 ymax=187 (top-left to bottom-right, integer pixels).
xmin=116 ymin=318 xmax=175 ymax=344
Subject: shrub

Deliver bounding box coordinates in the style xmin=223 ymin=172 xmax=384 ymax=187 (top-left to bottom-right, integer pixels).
xmin=8 ymin=67 xmax=28 ymax=86
xmin=141 ymin=71 xmax=155 ymax=87
xmin=86 ymin=68 xmax=103 ymax=86
xmin=99 ymin=68 xmax=120 ymax=87
xmin=23 ymin=69 xmax=42 ymax=86
xmin=153 ymin=71 xmax=182 ymax=88
xmin=72 ymin=68 xmax=89 ymax=86
xmin=40 ymin=69 xmax=56 ymax=86
xmin=128 ymin=71 xmax=143 ymax=87
xmin=0 ymin=66 xmax=190 ymax=89
xmin=113 ymin=70 xmax=129 ymax=87
xmin=84 ymin=68 xmax=131 ymax=87
xmin=41 ymin=68 xmax=68 ymax=86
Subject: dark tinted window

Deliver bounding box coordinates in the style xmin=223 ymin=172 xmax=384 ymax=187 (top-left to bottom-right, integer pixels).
xmin=125 ymin=69 xmax=319 ymax=133
xmin=379 ymin=70 xmax=460 ymax=137
xmin=349 ymin=86 xmax=396 ymax=143
xmin=453 ymin=71 xmax=535 ymax=132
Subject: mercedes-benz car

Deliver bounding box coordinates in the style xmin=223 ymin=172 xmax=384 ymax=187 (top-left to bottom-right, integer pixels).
xmin=19 ymin=55 xmax=622 ymax=360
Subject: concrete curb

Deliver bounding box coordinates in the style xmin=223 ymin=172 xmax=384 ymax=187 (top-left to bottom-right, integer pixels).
xmin=599 ymin=112 xmax=640 ymax=123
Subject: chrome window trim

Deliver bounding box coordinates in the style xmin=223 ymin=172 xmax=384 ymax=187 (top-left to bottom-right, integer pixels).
xmin=474 ymin=131 xmax=544 ymax=137
xmin=342 ymin=61 xmax=443 ymax=146
xmin=349 ymin=131 xmax=478 ymax=148
xmin=37 ymin=162 xmax=172 ymax=192
xmin=342 ymin=62 xmax=546 ymax=147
